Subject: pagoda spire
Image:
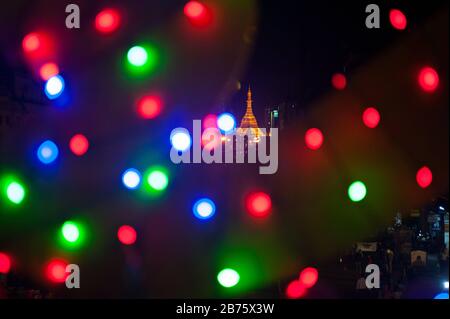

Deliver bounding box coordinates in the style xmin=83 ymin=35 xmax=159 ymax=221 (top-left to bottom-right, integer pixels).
xmin=238 ymin=84 xmax=260 ymax=131
xmin=246 ymin=85 xmax=254 ymax=115
xmin=237 ymin=84 xmax=264 ymax=139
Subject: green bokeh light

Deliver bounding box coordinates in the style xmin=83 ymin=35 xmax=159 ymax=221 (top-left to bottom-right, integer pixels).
xmin=127 ymin=46 xmax=148 ymax=66
xmin=2 ymin=176 xmax=26 ymax=205
xmin=147 ymin=169 xmax=169 ymax=191
xmin=215 ymin=243 xmax=268 ymax=296
xmin=125 ymin=44 xmax=159 ymax=76
xmin=62 ymin=221 xmax=80 ymax=243
xmin=6 ymin=182 xmax=25 ymax=204
xmin=217 ymin=268 xmax=240 ymax=288
xmin=58 ymin=219 xmax=86 ymax=249
xmin=348 ymin=181 xmax=367 ymax=202
xmin=138 ymin=166 xmax=170 ymax=199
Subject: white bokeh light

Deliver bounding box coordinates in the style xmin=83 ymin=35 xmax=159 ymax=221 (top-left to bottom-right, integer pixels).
xmin=193 ymin=198 xmax=216 ymax=220
xmin=170 ymin=128 xmax=192 ymax=152
xmin=122 ymin=168 xmax=141 ymax=189
xmin=217 ymin=113 xmax=236 ymax=134
xmin=45 ymin=75 xmax=65 ymax=99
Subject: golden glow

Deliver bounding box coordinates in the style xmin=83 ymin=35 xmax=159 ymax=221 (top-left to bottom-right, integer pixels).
xmin=237 ymin=85 xmax=265 ymax=139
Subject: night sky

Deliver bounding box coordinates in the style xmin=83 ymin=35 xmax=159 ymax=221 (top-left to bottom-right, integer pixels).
xmin=241 ymin=0 xmax=448 ymax=118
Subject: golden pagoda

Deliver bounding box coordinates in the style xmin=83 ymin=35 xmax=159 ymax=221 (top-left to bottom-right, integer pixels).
xmin=236 ymin=86 xmax=264 ymax=141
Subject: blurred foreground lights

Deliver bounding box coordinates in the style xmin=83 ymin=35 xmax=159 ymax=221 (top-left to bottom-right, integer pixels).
xmin=69 ymin=134 xmax=89 ymax=156
xmin=46 ymin=259 xmax=68 ymax=283
xmin=203 ymin=114 xmax=218 ymax=129
xmin=137 ymin=95 xmax=162 ymax=119
xmin=217 ymin=113 xmax=236 ymax=134
xmin=127 ymin=46 xmax=148 ymax=67
xmin=217 ymin=268 xmax=240 ymax=288
xmin=39 ymin=62 xmax=59 ymax=81
xmin=22 ymin=32 xmax=41 ymax=53
xmin=348 ymin=181 xmax=367 ymax=202
xmin=418 ymin=67 xmax=439 ymax=93
xmin=286 ymin=280 xmax=307 ymax=299
xmin=299 ymin=267 xmax=319 ymax=288
xmin=6 ymin=181 xmax=25 ymax=205
xmin=193 ymin=198 xmax=216 ymax=220
xmin=170 ymin=128 xmax=192 ymax=152
xmin=44 ymin=75 xmax=65 ymax=99
xmin=416 ymin=166 xmax=432 ymax=189
xmin=95 ymin=8 xmax=121 ymax=34
xmin=37 ymin=140 xmax=59 ymax=164
xmin=122 ymin=168 xmax=141 ymax=190
xmin=147 ymin=170 xmax=169 ymax=191
xmin=118 ymin=225 xmax=137 ymax=245
xmin=332 ymin=73 xmax=347 ymax=90
xmin=184 ymin=1 xmax=206 ymax=19
xmin=362 ymin=107 xmax=380 ymax=129
xmin=61 ymin=221 xmax=80 ymax=243
xmin=245 ymin=192 xmax=272 ymax=218
xmin=305 ymin=128 xmax=324 ymax=150
xmin=434 ymin=292 xmax=449 ymax=300
xmin=0 ymin=252 xmax=12 ymax=274
xmin=444 ymin=281 xmax=449 ymax=290
xmin=390 ymin=9 xmax=407 ymax=30
xmin=184 ymin=1 xmax=211 ymax=27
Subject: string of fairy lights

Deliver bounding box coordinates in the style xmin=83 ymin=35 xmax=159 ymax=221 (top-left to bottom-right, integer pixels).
xmin=0 ymin=2 xmax=444 ymax=299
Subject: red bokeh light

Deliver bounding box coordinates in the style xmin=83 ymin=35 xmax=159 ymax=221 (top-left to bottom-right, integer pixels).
xmin=184 ymin=1 xmax=205 ymax=18
xmin=202 ymin=114 xmax=220 ymax=149
xmin=70 ymin=134 xmax=89 ymax=156
xmin=22 ymin=32 xmax=55 ymax=61
xmin=286 ymin=280 xmax=307 ymax=299
xmin=203 ymin=114 xmax=218 ymax=130
xmin=246 ymin=192 xmax=272 ymax=218
xmin=0 ymin=252 xmax=11 ymax=274
xmin=331 ymin=73 xmax=347 ymax=90
xmin=95 ymin=8 xmax=121 ymax=34
xmin=137 ymin=95 xmax=162 ymax=119
xmin=416 ymin=166 xmax=433 ymax=189
xmin=22 ymin=33 xmax=41 ymax=53
xmin=46 ymin=259 xmax=68 ymax=283
xmin=305 ymin=128 xmax=324 ymax=150
xmin=118 ymin=225 xmax=137 ymax=245
xmin=418 ymin=67 xmax=439 ymax=93
xmin=39 ymin=62 xmax=59 ymax=81
xmin=184 ymin=1 xmax=212 ymax=27
xmin=299 ymin=267 xmax=319 ymax=288
xmin=390 ymin=9 xmax=407 ymax=30
xmin=362 ymin=107 xmax=380 ymax=129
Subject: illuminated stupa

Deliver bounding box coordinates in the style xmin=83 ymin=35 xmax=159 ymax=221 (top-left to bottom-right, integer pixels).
xmin=237 ymin=86 xmax=264 ymax=141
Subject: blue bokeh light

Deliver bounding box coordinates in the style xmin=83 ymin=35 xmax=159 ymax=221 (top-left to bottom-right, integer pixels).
xmin=122 ymin=168 xmax=142 ymax=190
xmin=217 ymin=113 xmax=236 ymax=134
xmin=44 ymin=75 xmax=65 ymax=99
xmin=37 ymin=140 xmax=59 ymax=164
xmin=434 ymin=292 xmax=449 ymax=300
xmin=193 ymin=198 xmax=216 ymax=220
